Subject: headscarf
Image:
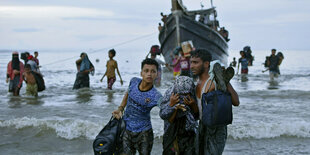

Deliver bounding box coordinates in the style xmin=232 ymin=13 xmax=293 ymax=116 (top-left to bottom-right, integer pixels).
xmin=12 ymin=52 xmax=20 ymax=70
xmin=162 ymin=76 xmax=197 ymax=131
xmin=80 ymin=53 xmax=95 ymax=75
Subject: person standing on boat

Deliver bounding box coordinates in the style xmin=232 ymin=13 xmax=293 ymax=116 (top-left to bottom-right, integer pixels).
xmin=6 ymin=52 xmax=24 ymax=96
xmin=73 ymin=53 xmax=95 ymax=89
xmin=160 ymin=12 xmax=167 ymax=25
xmin=190 ymin=49 xmax=239 ymax=155
xmin=158 ymin=23 xmax=163 ymax=31
xmin=112 ymin=58 xmax=162 ymax=155
xmin=237 ymin=51 xmax=249 ymax=74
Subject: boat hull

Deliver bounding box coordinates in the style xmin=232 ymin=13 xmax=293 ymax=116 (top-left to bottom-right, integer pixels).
xmin=159 ymin=11 xmax=229 ymax=65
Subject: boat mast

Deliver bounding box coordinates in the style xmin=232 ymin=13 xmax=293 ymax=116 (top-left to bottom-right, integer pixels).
xmin=171 ymin=0 xmax=183 ymax=46
xmin=210 ymin=0 xmax=216 ymax=29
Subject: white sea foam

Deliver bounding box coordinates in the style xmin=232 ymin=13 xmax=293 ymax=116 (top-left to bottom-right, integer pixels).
xmin=0 ymin=117 xmax=101 ymax=140
xmin=228 ymin=120 xmax=310 ymax=139
xmin=1 ymin=117 xmax=310 ymax=140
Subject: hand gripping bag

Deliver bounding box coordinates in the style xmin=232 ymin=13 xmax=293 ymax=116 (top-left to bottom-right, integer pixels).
xmin=93 ymin=117 xmax=125 ymax=155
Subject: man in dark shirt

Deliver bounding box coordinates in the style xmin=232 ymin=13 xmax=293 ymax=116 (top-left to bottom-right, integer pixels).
xmin=267 ymin=49 xmax=280 ymax=80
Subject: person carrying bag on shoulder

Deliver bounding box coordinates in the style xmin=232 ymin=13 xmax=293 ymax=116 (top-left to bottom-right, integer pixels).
xmin=190 ymin=49 xmax=239 ymax=155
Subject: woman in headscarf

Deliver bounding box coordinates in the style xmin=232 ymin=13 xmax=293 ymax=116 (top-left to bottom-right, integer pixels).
xmin=73 ymin=53 xmax=95 ymax=89
xmin=160 ymin=76 xmax=199 ymax=154
xmin=6 ymin=52 xmax=24 ymax=96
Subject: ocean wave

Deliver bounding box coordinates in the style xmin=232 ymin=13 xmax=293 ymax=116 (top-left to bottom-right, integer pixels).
xmin=228 ymin=120 xmax=310 ymax=139
xmin=238 ymin=89 xmax=310 ymax=99
xmin=1 ymin=117 xmax=309 ymax=141
xmin=0 ymin=117 xmax=101 ymax=140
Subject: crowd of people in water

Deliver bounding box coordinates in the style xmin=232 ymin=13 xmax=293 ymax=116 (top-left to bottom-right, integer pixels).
xmin=6 ymin=51 xmax=42 ymax=96
xmin=229 ymin=47 xmax=284 ymax=81
xmin=6 ymin=45 xmax=284 ymax=154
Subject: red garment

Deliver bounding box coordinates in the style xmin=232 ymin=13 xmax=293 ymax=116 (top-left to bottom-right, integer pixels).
xmin=241 ymin=68 xmax=248 ymax=74
xmin=7 ymin=61 xmax=24 ymax=88
xmin=28 ymin=55 xmax=33 ymax=60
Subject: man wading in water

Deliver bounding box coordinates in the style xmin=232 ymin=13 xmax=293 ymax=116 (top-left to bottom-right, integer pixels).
xmin=112 ymin=58 xmax=162 ymax=155
xmin=190 ymin=49 xmax=239 ymax=155
xmin=266 ymin=49 xmax=283 ymax=81
xmin=73 ymin=53 xmax=95 ymax=89
xmin=6 ymin=52 xmax=24 ymax=96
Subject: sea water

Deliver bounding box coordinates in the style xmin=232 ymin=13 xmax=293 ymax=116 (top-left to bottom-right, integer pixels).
xmin=0 ymin=49 xmax=310 ymax=155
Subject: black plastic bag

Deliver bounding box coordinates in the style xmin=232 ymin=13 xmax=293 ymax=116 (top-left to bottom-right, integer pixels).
xmin=31 ymin=71 xmax=45 ymax=92
xmin=93 ymin=117 xmax=125 ymax=155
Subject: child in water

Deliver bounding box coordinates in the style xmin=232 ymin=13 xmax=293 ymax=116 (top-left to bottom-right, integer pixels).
xmin=100 ymin=49 xmax=123 ymax=89
xmin=23 ymin=64 xmax=38 ymax=96
xmin=159 ymin=76 xmax=199 ymax=154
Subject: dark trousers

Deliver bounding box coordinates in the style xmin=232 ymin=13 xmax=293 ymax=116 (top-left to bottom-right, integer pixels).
xmin=122 ymin=129 xmax=154 ymax=155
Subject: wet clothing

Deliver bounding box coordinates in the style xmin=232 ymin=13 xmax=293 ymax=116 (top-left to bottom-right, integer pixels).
xmin=238 ymin=58 xmax=248 ymax=70
xmin=196 ymin=66 xmax=228 ymax=155
xmin=26 ymin=83 xmax=38 ymax=96
xmin=198 ymin=122 xmax=227 ymax=155
xmin=241 ymin=68 xmax=248 ymax=74
xmin=108 ymin=77 xmax=116 ymax=90
xmin=123 ymin=77 xmax=162 ymax=132
xmin=160 ymin=76 xmax=198 ymax=132
xmin=7 ymin=61 xmax=24 ymax=89
xmin=9 ymin=76 xmax=22 ymax=93
xmin=79 ymin=56 xmax=94 ymax=75
xmin=269 ymin=55 xmax=280 ymax=74
xmin=73 ymin=54 xmax=94 ymax=89
xmin=122 ymin=129 xmax=154 ymax=155
xmin=163 ymin=117 xmax=196 ymax=155
xmin=122 ymin=77 xmax=162 ymax=154
xmin=160 ymin=76 xmax=198 ymax=155
xmin=73 ymin=72 xmax=90 ymax=89
xmin=269 ymin=71 xmax=279 ymax=81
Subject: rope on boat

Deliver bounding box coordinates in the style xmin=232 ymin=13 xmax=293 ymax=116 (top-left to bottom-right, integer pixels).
xmin=42 ymin=32 xmax=157 ymax=66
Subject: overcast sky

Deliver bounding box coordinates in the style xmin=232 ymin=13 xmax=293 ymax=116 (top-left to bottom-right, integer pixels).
xmin=0 ymin=0 xmax=309 ymax=51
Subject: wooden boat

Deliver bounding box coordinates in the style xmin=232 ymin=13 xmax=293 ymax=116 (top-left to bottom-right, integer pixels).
xmin=159 ymin=0 xmax=229 ymax=65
